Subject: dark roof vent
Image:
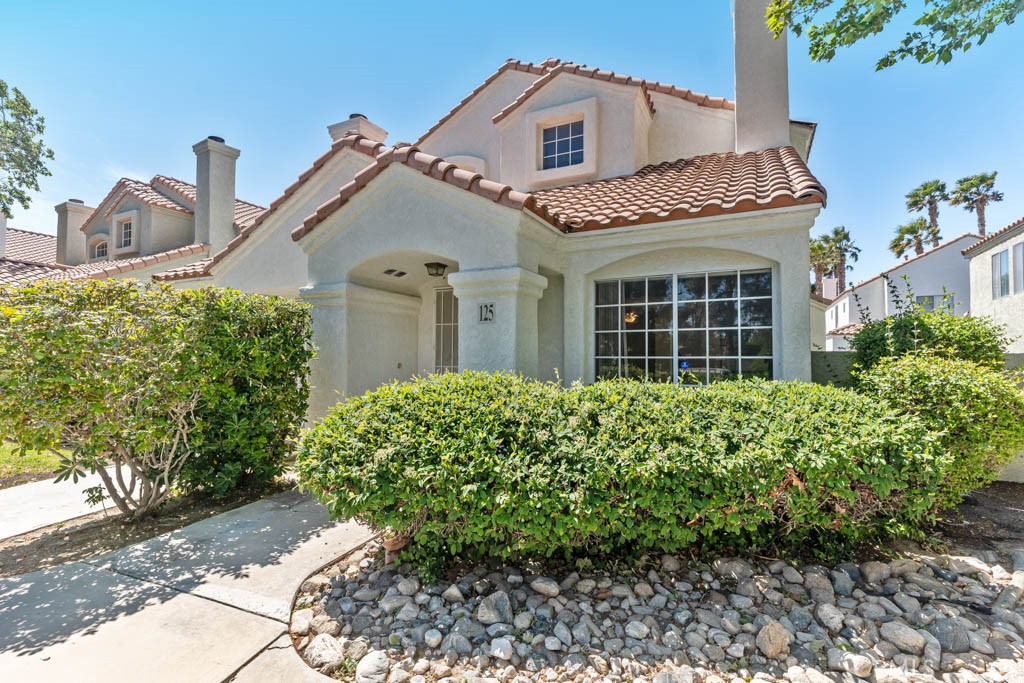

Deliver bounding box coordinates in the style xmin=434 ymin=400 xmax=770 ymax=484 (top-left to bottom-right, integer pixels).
xmin=68 ymin=198 xmax=84 ymax=204
xmin=349 ymin=113 xmax=366 ymax=120
xmin=208 ymin=135 xmax=225 ymax=143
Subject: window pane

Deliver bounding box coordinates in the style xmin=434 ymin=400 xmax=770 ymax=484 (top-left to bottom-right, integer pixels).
xmin=557 ymin=139 xmax=570 ymax=154
xmin=624 ymin=358 xmax=646 ymax=381
xmin=596 ymin=281 xmax=618 ymax=305
xmin=570 ymin=120 xmax=583 ymax=136
xmin=570 ymin=136 xmax=584 ymax=151
xmin=740 ymin=270 xmax=771 ymax=297
xmin=1015 ymin=243 xmax=1024 ymax=294
xmin=677 ymin=330 xmax=706 ymax=356
xmin=543 ymin=127 xmax=556 ymax=142
xmin=623 ymin=306 xmax=645 ymax=329
xmin=647 ymin=277 xmax=672 ymax=302
xmin=677 ymin=302 xmax=706 ymax=328
xmin=557 ymin=153 xmax=570 ymax=167
xmin=596 ymin=307 xmax=620 ymax=331
xmin=740 ymin=299 xmax=772 ymax=327
xmin=648 ymin=303 xmax=672 ymax=329
xmin=649 ymin=358 xmax=673 ymax=383
xmin=596 ymin=358 xmax=619 ymax=380
xmin=624 ymin=332 xmax=646 ymax=357
xmin=741 ymin=358 xmax=773 ymax=379
xmin=569 ymin=150 xmax=584 ymax=165
xmin=1000 ymin=250 xmax=1010 ymax=296
xmin=543 ymin=141 xmax=556 ymax=157
xmin=709 ymin=329 xmax=739 ymax=357
xmin=542 ymin=156 xmax=555 ymax=170
xmin=678 ymin=359 xmax=707 ymax=385
xmin=708 ymin=273 xmax=738 ymax=299
xmin=677 ymin=275 xmax=706 ymax=301
xmin=708 ymin=300 xmax=738 ymax=328
xmin=596 ymin=332 xmax=619 ymax=356
xmin=708 ymin=358 xmax=739 ymax=382
xmin=741 ymin=328 xmax=772 ymax=357
xmin=648 ymin=331 xmax=673 ymax=356
xmin=622 ymin=279 xmax=646 ymax=303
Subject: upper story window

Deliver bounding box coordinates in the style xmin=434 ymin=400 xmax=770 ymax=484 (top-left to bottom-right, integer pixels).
xmin=1014 ymin=243 xmax=1024 ymax=295
xmin=916 ymin=295 xmax=952 ymax=312
xmin=93 ymin=241 xmax=108 ymax=259
xmin=992 ymin=249 xmax=1010 ymax=299
xmin=118 ymin=219 xmax=133 ymax=249
xmin=541 ymin=121 xmax=584 ymax=170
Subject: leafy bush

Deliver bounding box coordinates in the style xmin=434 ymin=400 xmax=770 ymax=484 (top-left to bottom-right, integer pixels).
xmin=0 ymin=280 xmax=313 ymax=517
xmin=849 ymin=288 xmax=1008 ymax=370
xmin=297 ymin=372 xmax=941 ymax=567
xmin=857 ymin=354 xmax=1024 ymax=506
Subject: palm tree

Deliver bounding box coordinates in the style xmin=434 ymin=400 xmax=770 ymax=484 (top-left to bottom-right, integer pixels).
xmin=905 ymin=180 xmax=947 ymax=247
xmin=809 ymin=237 xmax=833 ymax=294
xmin=950 ymin=172 xmax=1004 ymax=235
xmin=889 ymin=218 xmax=929 ymax=258
xmin=822 ymin=226 xmax=859 ymax=292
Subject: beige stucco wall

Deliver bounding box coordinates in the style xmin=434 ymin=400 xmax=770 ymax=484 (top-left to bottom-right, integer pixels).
xmin=810 ymin=298 xmax=826 ymax=350
xmin=968 ymin=230 xmax=1024 ymax=353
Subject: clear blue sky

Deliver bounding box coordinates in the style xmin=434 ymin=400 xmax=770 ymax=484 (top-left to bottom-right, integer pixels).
xmin=5 ymin=0 xmax=1023 ymax=284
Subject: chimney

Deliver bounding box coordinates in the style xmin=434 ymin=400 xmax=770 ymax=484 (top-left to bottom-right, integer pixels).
xmin=733 ymin=0 xmax=791 ymax=153
xmin=0 ymin=214 xmax=7 ymax=259
xmin=55 ymin=199 xmax=93 ymax=265
xmin=193 ymin=135 xmax=240 ymax=254
xmin=327 ymin=113 xmax=388 ymax=143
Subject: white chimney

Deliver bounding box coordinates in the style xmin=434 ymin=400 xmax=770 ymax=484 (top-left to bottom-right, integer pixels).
xmin=55 ymin=199 xmax=93 ymax=265
xmin=733 ymin=0 xmax=791 ymax=153
xmin=327 ymin=113 xmax=388 ymax=143
xmin=0 ymin=214 xmax=7 ymax=259
xmin=193 ymin=135 xmax=240 ymax=254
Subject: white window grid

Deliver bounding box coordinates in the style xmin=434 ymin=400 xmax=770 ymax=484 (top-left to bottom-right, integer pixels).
xmin=118 ymin=220 xmax=133 ymax=248
xmin=94 ymin=242 xmax=108 ymax=259
xmin=434 ymin=288 xmax=459 ymax=373
xmin=594 ymin=270 xmax=773 ymax=384
xmin=541 ymin=120 xmax=584 ymax=170
xmin=993 ymin=249 xmax=1010 ymax=299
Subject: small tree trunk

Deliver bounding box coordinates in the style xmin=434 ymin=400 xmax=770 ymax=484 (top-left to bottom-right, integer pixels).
xmin=928 ymin=202 xmax=940 ymax=247
xmin=977 ymin=200 xmax=987 ymax=235
xmin=836 ymin=256 xmax=847 ymax=292
xmin=814 ymin=266 xmax=824 ymax=294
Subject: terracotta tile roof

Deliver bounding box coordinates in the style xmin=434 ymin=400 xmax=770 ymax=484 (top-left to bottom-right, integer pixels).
xmin=827 ymin=323 xmax=864 ymax=336
xmin=50 ymin=244 xmax=209 ymax=281
xmin=153 ymin=257 xmax=214 ymax=282
xmin=492 ymin=63 xmax=657 ymax=124
xmin=0 ymin=259 xmax=66 ymax=286
xmin=962 ymin=216 xmax=1024 ymax=256
xmin=810 ymin=292 xmax=832 ymax=305
xmin=80 ymin=176 xmax=265 ymax=234
xmin=4 ymin=227 xmax=58 ymax=264
xmin=525 ymin=146 xmax=826 ymax=232
xmin=291 ymin=135 xmax=529 ymax=242
xmin=416 ymin=58 xmax=734 ymax=145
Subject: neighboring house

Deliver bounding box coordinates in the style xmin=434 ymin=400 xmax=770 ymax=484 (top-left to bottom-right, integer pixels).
xmin=1 ymin=139 xmax=265 ymax=288
xmin=24 ymin=2 xmax=826 ymax=417
xmin=823 ymin=233 xmax=982 ymax=350
xmin=0 ymin=217 xmax=72 ymax=285
xmin=964 ymin=216 xmax=1024 ymax=352
xmin=809 ymin=292 xmax=830 ymax=350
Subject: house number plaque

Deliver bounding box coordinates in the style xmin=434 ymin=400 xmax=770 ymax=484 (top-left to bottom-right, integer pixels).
xmin=478 ymin=302 xmax=495 ymax=324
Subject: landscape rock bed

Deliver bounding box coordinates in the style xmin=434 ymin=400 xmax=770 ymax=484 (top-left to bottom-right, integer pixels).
xmin=291 ymin=545 xmax=1024 ymax=683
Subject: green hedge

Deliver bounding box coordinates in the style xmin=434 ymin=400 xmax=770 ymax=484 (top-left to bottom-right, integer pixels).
xmin=0 ymin=280 xmax=313 ymax=515
xmin=857 ymin=354 xmax=1024 ymax=506
xmin=297 ymin=372 xmax=941 ymax=565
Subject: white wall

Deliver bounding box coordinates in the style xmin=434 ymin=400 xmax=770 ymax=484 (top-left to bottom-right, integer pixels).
xmin=810 ymin=298 xmax=826 ymax=350
xmin=968 ymin=229 xmax=1024 ymax=352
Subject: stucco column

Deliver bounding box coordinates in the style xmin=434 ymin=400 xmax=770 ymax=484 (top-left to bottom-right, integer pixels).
xmin=778 ymin=245 xmax=812 ymax=381
xmin=561 ymin=271 xmax=587 ymax=383
xmin=448 ymin=267 xmax=548 ymax=376
xmin=299 ymin=282 xmax=351 ymax=421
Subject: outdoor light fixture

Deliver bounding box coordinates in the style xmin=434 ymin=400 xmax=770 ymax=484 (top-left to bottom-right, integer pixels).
xmin=425 ymin=262 xmax=448 ymax=277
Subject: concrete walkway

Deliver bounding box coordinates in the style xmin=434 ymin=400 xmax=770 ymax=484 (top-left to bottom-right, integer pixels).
xmin=0 ymin=489 xmax=373 ymax=682
xmin=0 ymin=468 xmax=122 ymax=540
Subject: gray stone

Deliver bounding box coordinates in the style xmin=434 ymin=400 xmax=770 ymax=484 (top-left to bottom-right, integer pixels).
xmin=872 ymin=667 xmax=909 ymax=683
xmin=575 ymin=578 xmax=596 ymax=594
xmin=755 ymin=619 xmax=791 ymax=659
xmin=290 ymin=607 xmax=313 ymax=636
xmin=634 ymin=581 xmax=655 ymax=598
xmin=815 ymin=603 xmax=844 ymax=632
xmin=661 ymin=555 xmax=682 ymax=572
xmin=860 ymin=561 xmax=892 ymax=584
xmin=712 ymin=558 xmax=755 ymax=580
xmin=530 ymin=577 xmax=560 ymax=597
xmin=424 ymin=629 xmax=442 ymax=649
xmin=782 ymin=566 xmax=804 ymax=584
xmin=305 ymin=634 xmax=344 ymax=674
xmin=554 ymin=621 xmax=573 ymax=647
xmin=880 ymin=621 xmax=926 ymax=654
xmin=513 ymin=611 xmax=533 ymax=629
xmin=451 ymin=617 xmax=486 ymax=640
xmin=543 ymin=635 xmax=562 ymax=651
xmin=355 ymin=650 xmax=390 ymax=683
xmin=396 ymin=577 xmax=420 ymax=596
xmin=477 ymin=591 xmax=512 ymax=625
xmin=625 ymin=620 xmax=651 ymax=639
xmin=826 ymin=647 xmax=873 ymax=677
xmin=353 ymin=588 xmax=381 ymax=601
xmin=442 ymin=584 xmax=465 ymax=603
xmin=311 ymin=613 xmax=341 ymax=637
xmin=929 ymin=617 xmax=971 ymax=654
xmin=490 ymin=637 xmax=513 ymax=660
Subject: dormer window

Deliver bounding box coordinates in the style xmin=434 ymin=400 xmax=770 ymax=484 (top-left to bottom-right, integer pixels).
xmin=118 ymin=219 xmax=133 ymax=249
xmin=542 ymin=121 xmax=584 ymax=170
xmin=94 ymin=241 xmax=108 ymax=259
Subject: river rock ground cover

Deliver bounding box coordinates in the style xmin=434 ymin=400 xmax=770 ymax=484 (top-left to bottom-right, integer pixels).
xmin=290 ymin=528 xmax=1024 ymax=683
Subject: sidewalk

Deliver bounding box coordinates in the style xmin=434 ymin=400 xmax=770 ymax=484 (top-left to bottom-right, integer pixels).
xmin=0 ymin=489 xmax=373 ymax=682
xmin=0 ymin=468 xmax=122 ymax=540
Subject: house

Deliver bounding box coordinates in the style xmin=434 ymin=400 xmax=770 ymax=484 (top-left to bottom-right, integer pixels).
xmin=30 ymin=2 xmax=826 ymax=417
xmin=0 ymin=140 xmax=266 ymax=288
xmin=823 ymin=233 xmax=982 ymax=350
xmin=963 ymin=216 xmax=1024 ymax=352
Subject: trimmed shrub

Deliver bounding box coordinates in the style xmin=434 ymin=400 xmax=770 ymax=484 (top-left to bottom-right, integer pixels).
xmin=297 ymin=372 xmax=941 ymax=566
xmin=850 ymin=308 xmax=1008 ymax=371
xmin=0 ymin=280 xmax=313 ymax=517
xmin=857 ymin=354 xmax=1024 ymax=506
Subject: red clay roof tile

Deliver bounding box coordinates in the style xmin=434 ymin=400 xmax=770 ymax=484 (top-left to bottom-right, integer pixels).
xmin=4 ymin=227 xmax=58 ymax=265
xmin=962 ymin=216 xmax=1024 ymax=256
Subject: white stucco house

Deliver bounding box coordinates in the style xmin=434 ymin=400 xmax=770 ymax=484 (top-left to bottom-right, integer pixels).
xmin=823 ymin=233 xmax=982 ymax=351
xmin=23 ymin=2 xmax=827 ymax=417
xmin=964 ymin=216 xmax=1024 ymax=353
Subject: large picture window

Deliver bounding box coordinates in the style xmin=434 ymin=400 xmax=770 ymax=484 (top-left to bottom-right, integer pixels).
xmin=595 ymin=269 xmax=773 ymax=383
